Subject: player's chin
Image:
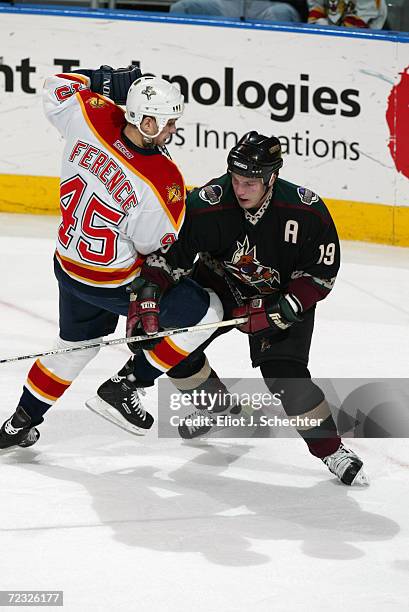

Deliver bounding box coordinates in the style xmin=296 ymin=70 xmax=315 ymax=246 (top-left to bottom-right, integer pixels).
xmin=238 ymin=199 xmax=253 ymax=209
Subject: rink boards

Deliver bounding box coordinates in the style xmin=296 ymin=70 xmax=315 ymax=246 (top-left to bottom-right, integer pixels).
xmin=0 ymin=7 xmax=408 ymax=245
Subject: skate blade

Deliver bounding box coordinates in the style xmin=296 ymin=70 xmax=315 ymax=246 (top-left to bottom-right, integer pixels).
xmin=85 ymin=396 xmax=148 ymax=437
xmin=0 ymin=443 xmax=35 ymax=455
xmin=351 ymin=468 xmax=370 ymax=486
xmin=0 ymin=446 xmax=22 ymax=455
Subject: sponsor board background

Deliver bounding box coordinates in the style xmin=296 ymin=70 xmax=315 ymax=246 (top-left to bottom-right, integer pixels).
xmin=0 ymin=8 xmax=408 ymax=244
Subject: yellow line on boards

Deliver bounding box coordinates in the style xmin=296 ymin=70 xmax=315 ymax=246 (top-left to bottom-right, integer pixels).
xmin=326 ymin=198 xmax=409 ymax=247
xmin=0 ymin=174 xmax=60 ymax=215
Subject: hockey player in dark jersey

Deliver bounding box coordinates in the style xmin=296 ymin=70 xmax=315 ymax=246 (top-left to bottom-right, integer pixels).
xmin=135 ymin=131 xmax=368 ymax=486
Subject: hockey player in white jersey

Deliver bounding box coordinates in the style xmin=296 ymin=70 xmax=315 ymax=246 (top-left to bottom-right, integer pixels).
xmin=0 ymin=65 xmax=223 ymax=450
xmin=307 ymin=0 xmax=387 ymax=28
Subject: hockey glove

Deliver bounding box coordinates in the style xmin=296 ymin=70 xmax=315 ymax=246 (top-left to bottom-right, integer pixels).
xmin=233 ymin=293 xmax=303 ymax=335
xmin=75 ymin=65 xmax=142 ymax=104
xmin=127 ymin=277 xmax=162 ymax=353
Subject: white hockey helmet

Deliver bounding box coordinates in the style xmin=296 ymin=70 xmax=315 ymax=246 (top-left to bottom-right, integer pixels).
xmin=125 ymin=75 xmax=184 ymax=139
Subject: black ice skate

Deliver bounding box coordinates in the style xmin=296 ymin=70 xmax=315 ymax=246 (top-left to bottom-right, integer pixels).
xmin=178 ymin=398 xmax=254 ymax=440
xmin=322 ymin=443 xmax=369 ymax=486
xmin=178 ymin=407 xmax=217 ymax=439
xmin=85 ymin=362 xmax=154 ymax=436
xmin=0 ymin=406 xmax=41 ymax=451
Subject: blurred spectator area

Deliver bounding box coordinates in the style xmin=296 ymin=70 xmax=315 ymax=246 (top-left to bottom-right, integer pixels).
xmin=386 ymin=0 xmax=409 ymax=30
xmin=9 ymin=0 xmax=177 ymax=8
xmin=8 ymin=0 xmax=176 ymax=9
xmin=6 ymin=0 xmax=409 ymax=31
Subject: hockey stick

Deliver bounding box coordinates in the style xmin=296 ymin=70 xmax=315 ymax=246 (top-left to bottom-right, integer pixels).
xmin=0 ymin=317 xmax=247 ymax=365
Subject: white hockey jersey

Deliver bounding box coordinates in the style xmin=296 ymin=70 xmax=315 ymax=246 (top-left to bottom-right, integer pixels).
xmin=308 ymin=0 xmax=387 ymax=28
xmin=43 ymin=73 xmax=186 ymax=288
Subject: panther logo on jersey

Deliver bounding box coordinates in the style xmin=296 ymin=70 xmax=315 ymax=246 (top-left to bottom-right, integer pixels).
xmin=89 ymin=97 xmax=106 ymax=109
xmin=167 ymin=183 xmax=182 ymax=204
xmin=224 ymin=236 xmax=280 ymax=294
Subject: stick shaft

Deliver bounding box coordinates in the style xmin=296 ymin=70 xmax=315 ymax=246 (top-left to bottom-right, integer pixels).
xmin=0 ymin=317 xmax=247 ymax=365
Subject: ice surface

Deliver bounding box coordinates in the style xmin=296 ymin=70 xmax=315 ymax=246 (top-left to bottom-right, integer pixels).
xmin=0 ymin=213 xmax=408 ymax=611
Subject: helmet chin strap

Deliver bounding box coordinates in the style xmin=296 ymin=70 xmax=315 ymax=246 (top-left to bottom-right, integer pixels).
xmin=137 ymin=125 xmax=160 ymax=143
xmin=259 ymin=174 xmax=276 ymax=204
xmin=136 ymin=116 xmax=164 ymax=143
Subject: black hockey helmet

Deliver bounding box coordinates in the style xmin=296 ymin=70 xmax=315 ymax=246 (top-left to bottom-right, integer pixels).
xmin=227 ymin=131 xmax=283 ymax=185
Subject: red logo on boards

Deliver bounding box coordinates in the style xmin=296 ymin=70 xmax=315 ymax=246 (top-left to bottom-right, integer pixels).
xmin=386 ymin=66 xmax=409 ymax=181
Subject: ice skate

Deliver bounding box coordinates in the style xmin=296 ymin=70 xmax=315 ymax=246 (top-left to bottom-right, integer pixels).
xmin=178 ymin=398 xmax=255 ymax=440
xmin=0 ymin=406 xmax=41 ymax=451
xmin=85 ymin=366 xmax=154 ymax=436
xmin=322 ymin=443 xmax=369 ymax=486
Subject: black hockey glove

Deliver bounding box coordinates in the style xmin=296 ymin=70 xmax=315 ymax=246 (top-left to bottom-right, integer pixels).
xmin=233 ymin=293 xmax=303 ymax=335
xmin=126 ymin=278 xmax=162 ymax=353
xmin=74 ymin=65 xmax=142 ymax=104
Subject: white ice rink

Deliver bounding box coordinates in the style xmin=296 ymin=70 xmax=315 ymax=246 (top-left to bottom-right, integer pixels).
xmin=1 ymin=213 xmax=409 ymax=611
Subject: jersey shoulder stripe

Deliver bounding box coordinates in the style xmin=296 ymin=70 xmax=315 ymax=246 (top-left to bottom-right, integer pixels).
xmin=77 ymin=90 xmax=185 ymax=231
xmin=275 ymin=178 xmax=331 ymax=223
xmin=55 ymin=73 xmax=88 ymax=85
